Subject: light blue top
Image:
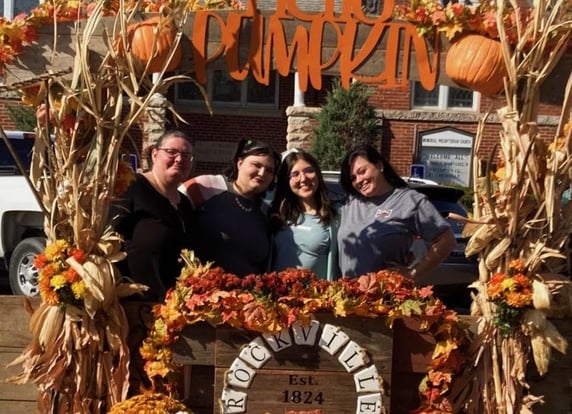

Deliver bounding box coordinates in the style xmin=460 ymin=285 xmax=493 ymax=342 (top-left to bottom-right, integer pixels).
xmin=273 ymin=213 xmax=339 ymax=280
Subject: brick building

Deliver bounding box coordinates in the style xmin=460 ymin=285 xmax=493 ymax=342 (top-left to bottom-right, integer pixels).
xmin=0 ymin=0 xmax=563 ymax=186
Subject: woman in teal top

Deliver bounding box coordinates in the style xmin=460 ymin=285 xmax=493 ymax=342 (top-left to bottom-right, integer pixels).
xmin=269 ymin=151 xmax=339 ymax=280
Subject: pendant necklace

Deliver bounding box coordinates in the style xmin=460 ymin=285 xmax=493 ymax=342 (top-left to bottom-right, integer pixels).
xmin=235 ymin=196 xmax=253 ymax=213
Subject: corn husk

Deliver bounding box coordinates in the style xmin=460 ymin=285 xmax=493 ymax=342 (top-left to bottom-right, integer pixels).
xmin=5 ymin=2 xmax=208 ymax=413
xmin=532 ymin=279 xmax=552 ymax=310
xmin=484 ymin=237 xmax=512 ymax=270
xmin=454 ymin=0 xmax=572 ymax=412
xmin=465 ymin=224 xmax=500 ymax=257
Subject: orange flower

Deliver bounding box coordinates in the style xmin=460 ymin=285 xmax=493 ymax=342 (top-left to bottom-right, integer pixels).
xmin=35 ymin=240 xmax=87 ymax=308
xmin=33 ymin=253 xmax=48 ymax=269
xmin=508 ymin=259 xmax=526 ymax=273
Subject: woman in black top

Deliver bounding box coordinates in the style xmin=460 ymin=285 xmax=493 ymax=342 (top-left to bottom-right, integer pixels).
xmin=111 ymin=130 xmax=195 ymax=301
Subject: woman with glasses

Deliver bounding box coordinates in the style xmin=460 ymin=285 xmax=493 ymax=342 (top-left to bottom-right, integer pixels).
xmin=338 ymin=144 xmax=456 ymax=279
xmin=269 ymin=151 xmax=340 ymax=281
xmin=182 ymin=139 xmax=281 ymax=276
xmin=111 ymin=129 xmax=195 ymax=301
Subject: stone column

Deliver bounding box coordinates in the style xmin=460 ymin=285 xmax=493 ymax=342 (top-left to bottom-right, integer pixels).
xmin=285 ymin=106 xmax=321 ymax=151
xmin=141 ymin=92 xmax=168 ymax=170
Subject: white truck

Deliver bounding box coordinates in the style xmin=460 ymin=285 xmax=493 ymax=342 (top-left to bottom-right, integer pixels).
xmin=0 ymin=131 xmax=46 ymax=297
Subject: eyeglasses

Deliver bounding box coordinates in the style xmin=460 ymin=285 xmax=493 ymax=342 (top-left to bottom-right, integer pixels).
xmin=157 ymin=148 xmax=194 ymax=162
xmin=289 ymin=166 xmax=316 ymax=179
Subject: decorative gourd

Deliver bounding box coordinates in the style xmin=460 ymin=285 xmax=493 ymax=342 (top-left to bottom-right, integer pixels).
xmin=445 ymin=34 xmax=508 ymax=96
xmin=122 ymin=16 xmax=182 ymax=73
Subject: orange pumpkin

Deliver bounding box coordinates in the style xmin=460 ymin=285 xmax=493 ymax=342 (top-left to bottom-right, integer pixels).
xmin=121 ymin=16 xmax=182 ymax=73
xmin=445 ymin=34 xmax=508 ymax=96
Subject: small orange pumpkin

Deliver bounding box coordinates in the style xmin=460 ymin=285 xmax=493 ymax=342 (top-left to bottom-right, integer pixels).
xmin=445 ymin=34 xmax=507 ymax=96
xmin=121 ymin=16 xmax=182 ymax=73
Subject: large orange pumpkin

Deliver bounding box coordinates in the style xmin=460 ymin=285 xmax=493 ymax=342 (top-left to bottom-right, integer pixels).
xmin=445 ymin=35 xmax=507 ymax=96
xmin=121 ymin=16 xmax=182 ymax=73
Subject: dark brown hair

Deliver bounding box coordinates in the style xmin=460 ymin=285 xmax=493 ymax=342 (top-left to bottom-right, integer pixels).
xmin=223 ymin=138 xmax=281 ymax=181
xmin=270 ymin=150 xmax=335 ymax=227
xmin=340 ymin=144 xmax=407 ymax=198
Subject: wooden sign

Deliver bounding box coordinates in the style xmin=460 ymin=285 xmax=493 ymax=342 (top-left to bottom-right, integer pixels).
xmin=172 ymin=314 xmax=395 ymax=414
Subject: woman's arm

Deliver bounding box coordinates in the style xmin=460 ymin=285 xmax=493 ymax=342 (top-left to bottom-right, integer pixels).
xmin=409 ymin=228 xmax=456 ymax=278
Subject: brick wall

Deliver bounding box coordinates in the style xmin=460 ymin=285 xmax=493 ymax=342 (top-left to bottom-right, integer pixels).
xmin=0 ymin=74 xmax=562 ymax=183
xmin=0 ymin=102 xmax=18 ymax=130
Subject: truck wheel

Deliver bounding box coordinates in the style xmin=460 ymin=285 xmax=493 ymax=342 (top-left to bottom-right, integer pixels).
xmin=8 ymin=237 xmax=46 ymax=297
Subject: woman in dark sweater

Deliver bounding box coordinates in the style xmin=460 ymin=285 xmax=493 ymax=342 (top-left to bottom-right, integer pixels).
xmin=111 ymin=130 xmax=195 ymax=301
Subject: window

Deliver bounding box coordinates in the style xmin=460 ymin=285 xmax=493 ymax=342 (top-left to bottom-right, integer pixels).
xmin=176 ymin=70 xmax=278 ymax=108
xmin=412 ymin=82 xmax=478 ymax=111
xmin=0 ymin=132 xmax=35 ymax=174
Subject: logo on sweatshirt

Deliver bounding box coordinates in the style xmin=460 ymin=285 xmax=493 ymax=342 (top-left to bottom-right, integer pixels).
xmin=375 ymin=209 xmax=392 ymax=218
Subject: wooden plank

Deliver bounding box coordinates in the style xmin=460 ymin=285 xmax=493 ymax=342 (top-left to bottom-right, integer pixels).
xmin=214 ymin=367 xmax=389 ymax=414
xmin=181 ymin=365 xmax=216 ymax=413
xmin=391 ymin=318 xmax=435 ymax=373
xmin=528 ymin=318 xmax=572 ymax=414
xmin=213 ymin=315 xmax=393 ymax=370
xmin=175 ymin=315 xmax=393 ymax=413
xmin=0 ymin=348 xmax=38 ymax=401
xmin=120 ymin=300 xmax=156 ymax=391
xmin=0 ymin=295 xmax=38 ymax=348
xmin=172 ymin=322 xmax=217 ymax=366
xmin=0 ymin=400 xmax=37 ymax=414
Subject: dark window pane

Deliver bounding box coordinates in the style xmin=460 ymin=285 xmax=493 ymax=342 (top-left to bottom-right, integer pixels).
xmin=212 ymin=70 xmax=241 ymax=102
xmin=0 ymin=137 xmax=34 ymax=172
xmin=247 ymin=72 xmax=276 ymax=104
xmin=413 ymin=81 xmax=439 ymax=106
xmin=177 ymin=81 xmax=204 ymax=101
xmin=448 ymin=87 xmax=474 ymax=108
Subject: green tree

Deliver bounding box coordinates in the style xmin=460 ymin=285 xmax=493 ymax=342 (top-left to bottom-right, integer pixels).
xmin=311 ymin=78 xmax=379 ymax=170
xmin=6 ymin=104 xmax=36 ymax=131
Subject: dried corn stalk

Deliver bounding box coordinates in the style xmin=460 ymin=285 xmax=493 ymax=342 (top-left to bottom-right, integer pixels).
xmin=456 ymin=0 xmax=572 ymax=413
xmin=5 ymin=2 xmax=205 ymax=413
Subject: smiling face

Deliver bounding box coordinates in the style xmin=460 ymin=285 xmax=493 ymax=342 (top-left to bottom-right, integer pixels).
xmin=151 ymin=136 xmax=194 ymax=184
xmin=235 ymin=153 xmax=276 ymax=197
xmin=349 ymin=155 xmax=386 ymax=198
xmin=288 ymin=159 xmax=318 ymax=202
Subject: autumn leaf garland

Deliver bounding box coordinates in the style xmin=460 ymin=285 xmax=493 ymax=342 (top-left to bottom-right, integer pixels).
xmin=140 ymin=250 xmax=472 ymax=412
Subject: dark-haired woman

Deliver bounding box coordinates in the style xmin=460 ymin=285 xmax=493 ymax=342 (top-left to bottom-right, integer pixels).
xmin=182 ymin=139 xmax=281 ymax=276
xmin=270 ymin=151 xmax=339 ymax=281
xmin=337 ymin=144 xmax=456 ymax=279
xmin=111 ymin=130 xmax=195 ymax=301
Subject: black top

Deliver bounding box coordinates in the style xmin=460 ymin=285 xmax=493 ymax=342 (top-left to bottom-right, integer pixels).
xmin=184 ymin=174 xmax=271 ymax=276
xmin=111 ymin=174 xmax=193 ymax=301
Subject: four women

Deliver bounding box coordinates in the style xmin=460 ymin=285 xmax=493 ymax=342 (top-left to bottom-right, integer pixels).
xmin=114 ymin=133 xmax=456 ymax=298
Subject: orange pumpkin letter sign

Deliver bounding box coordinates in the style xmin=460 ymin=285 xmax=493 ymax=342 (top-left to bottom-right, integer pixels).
xmin=191 ymin=0 xmax=438 ymax=92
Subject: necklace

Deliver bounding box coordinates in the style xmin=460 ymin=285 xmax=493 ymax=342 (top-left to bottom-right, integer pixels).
xmin=235 ymin=196 xmax=253 ymax=213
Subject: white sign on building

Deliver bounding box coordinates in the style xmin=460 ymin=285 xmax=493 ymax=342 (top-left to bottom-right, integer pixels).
xmin=418 ymin=127 xmax=474 ymax=186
